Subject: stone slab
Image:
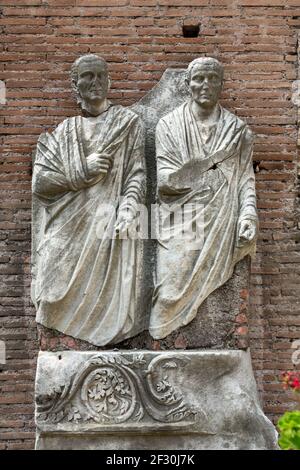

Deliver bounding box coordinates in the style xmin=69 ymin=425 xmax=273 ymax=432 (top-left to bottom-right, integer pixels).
xmin=35 ymin=349 xmax=278 ymax=450
xmin=37 ymin=67 xmax=253 ymax=351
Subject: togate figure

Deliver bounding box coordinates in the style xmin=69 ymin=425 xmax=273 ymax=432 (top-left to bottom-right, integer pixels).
xmin=31 ymin=55 xmax=146 ymax=346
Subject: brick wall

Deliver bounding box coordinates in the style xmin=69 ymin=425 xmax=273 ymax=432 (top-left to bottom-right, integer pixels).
xmin=0 ymin=0 xmax=300 ymax=450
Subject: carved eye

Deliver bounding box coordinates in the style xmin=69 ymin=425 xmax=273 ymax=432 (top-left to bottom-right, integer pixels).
xmin=191 ymin=74 xmax=204 ymax=83
xmin=80 ymin=72 xmax=93 ymax=80
xmin=210 ymin=75 xmax=221 ymax=84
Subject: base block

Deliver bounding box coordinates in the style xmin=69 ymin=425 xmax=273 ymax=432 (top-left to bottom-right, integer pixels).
xmin=35 ymin=349 xmax=278 ymax=450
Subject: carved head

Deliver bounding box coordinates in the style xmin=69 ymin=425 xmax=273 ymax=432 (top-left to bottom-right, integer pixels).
xmin=71 ymin=54 xmax=111 ymax=111
xmin=186 ymin=57 xmax=224 ymax=109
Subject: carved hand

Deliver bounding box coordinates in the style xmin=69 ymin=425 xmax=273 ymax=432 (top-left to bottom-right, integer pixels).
xmin=167 ymin=159 xmax=212 ymax=193
xmin=86 ymin=152 xmax=113 ymax=178
xmin=114 ymin=208 xmax=136 ymax=235
xmin=238 ymin=219 xmax=257 ymax=244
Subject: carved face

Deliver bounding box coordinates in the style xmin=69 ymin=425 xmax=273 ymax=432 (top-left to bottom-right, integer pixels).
xmin=76 ymin=60 xmax=109 ymax=105
xmin=189 ymin=64 xmax=223 ymax=109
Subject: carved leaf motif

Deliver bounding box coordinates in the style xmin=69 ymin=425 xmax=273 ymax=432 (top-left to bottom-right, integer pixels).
xmin=131 ymin=353 xmax=146 ymax=368
xmin=156 ymin=379 xmax=171 ymax=392
xmin=37 ymin=354 xmax=197 ymax=426
xmin=91 ymin=357 xmax=104 ymax=366
xmin=121 ymin=357 xmax=131 ymax=366
xmin=162 ymin=361 xmax=178 ymax=369
xmin=173 ymin=411 xmax=184 ymax=421
xmin=96 ymin=402 xmax=107 ymax=413
xmin=164 ymin=389 xmax=175 ymax=401
xmin=120 ymin=399 xmax=130 ymax=415
xmin=55 ymin=410 xmax=64 ymax=423
xmin=114 ymin=355 xmax=130 ymax=366
xmin=85 ymin=366 xmax=134 ymax=422
xmin=133 ymin=405 xmax=144 ymax=422
xmin=88 ymin=387 xmax=105 ymax=400
xmin=67 ymin=406 xmax=81 ymax=422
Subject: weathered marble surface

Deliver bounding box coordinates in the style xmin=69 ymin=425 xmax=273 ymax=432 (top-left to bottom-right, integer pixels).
xmin=33 ymin=57 xmax=277 ymax=450
xmin=35 ymin=350 xmax=278 ymax=450
xmin=148 ymin=58 xmax=258 ymax=339
xmin=31 ymin=55 xmax=146 ymax=347
xmin=36 ymin=64 xmax=254 ymax=351
xmin=123 ymin=256 xmax=250 ymax=350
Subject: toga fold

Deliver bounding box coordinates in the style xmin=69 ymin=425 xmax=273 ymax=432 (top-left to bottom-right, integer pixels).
xmin=32 ymin=105 xmax=146 ymax=346
xmin=150 ymin=103 xmax=258 ymax=339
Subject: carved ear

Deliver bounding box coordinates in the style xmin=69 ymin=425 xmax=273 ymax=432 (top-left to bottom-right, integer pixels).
xmin=71 ymin=79 xmax=81 ymax=104
xmin=107 ymin=76 xmax=111 ymax=92
xmin=184 ymin=72 xmax=190 ymax=94
xmin=184 ymin=71 xmax=189 ymax=86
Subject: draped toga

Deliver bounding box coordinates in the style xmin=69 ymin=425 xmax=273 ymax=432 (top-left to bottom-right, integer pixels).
xmin=149 ymin=102 xmax=258 ymax=339
xmin=31 ymin=105 xmax=145 ymax=346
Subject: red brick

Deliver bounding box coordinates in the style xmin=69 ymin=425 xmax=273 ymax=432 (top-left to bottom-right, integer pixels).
xmin=1 ymin=0 xmax=300 ymax=448
xmin=236 ymin=326 xmax=249 ymax=336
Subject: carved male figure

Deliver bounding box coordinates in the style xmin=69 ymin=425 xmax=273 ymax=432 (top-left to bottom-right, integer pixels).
xmin=150 ymin=57 xmax=258 ymax=339
xmin=32 ymin=55 xmax=145 ymax=346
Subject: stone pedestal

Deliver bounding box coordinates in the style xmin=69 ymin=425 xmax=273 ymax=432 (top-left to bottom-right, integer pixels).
xmin=35 ymin=350 xmax=278 ymax=450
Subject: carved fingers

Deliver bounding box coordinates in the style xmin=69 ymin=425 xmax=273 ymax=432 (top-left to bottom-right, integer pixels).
xmin=238 ymin=219 xmax=257 ymax=244
xmin=86 ymin=152 xmax=113 ymax=178
xmin=114 ymin=209 xmax=136 ymax=236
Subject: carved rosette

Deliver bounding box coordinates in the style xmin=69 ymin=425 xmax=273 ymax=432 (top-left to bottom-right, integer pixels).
xmin=81 ymin=364 xmax=137 ymax=423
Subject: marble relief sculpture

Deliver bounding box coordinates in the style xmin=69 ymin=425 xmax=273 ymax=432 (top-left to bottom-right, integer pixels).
xmin=150 ymin=57 xmax=259 ymax=339
xmin=32 ymin=55 xmax=279 ymax=450
xmin=31 ymin=55 xmax=146 ymax=346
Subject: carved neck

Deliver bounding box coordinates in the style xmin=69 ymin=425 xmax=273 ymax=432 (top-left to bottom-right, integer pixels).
xmin=191 ymin=101 xmax=221 ymax=125
xmin=81 ymin=98 xmax=110 ymax=117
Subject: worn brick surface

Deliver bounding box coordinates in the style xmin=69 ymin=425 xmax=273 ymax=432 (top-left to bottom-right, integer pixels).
xmin=0 ymin=0 xmax=300 ymax=449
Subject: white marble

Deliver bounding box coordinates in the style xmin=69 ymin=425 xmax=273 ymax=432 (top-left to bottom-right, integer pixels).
xmin=35 ymin=349 xmax=278 ymax=450
xmin=150 ymin=58 xmax=258 ymax=339
xmin=31 ymin=55 xmax=146 ymax=346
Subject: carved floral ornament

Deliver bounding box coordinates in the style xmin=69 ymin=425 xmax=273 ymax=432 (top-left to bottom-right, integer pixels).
xmin=36 ymin=354 xmax=197 ymax=427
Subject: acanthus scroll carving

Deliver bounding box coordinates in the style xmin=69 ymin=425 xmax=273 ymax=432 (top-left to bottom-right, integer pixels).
xmin=36 ymin=354 xmax=197 ymax=426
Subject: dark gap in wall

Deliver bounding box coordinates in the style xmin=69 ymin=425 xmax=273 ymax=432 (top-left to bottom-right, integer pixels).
xmin=182 ymin=24 xmax=200 ymax=38
xmin=291 ymin=17 xmax=300 ymax=29
xmin=253 ymin=161 xmax=260 ymax=173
